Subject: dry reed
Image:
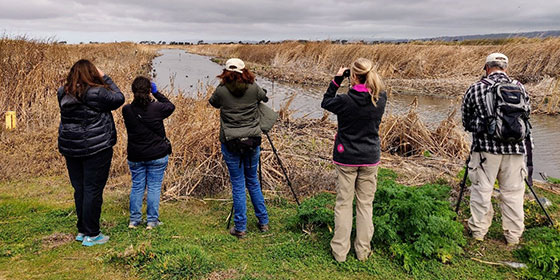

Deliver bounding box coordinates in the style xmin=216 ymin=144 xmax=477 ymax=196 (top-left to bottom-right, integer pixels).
xmin=186 ymin=40 xmax=560 ymax=114
xmin=0 ymin=38 xmax=470 ymax=200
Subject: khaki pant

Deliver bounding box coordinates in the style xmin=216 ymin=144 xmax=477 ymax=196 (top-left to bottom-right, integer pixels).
xmin=331 ymin=165 xmax=378 ymax=262
xmin=467 ymin=152 xmax=526 ymax=244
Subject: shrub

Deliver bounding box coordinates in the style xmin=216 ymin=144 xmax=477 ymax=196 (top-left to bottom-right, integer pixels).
xmin=514 ymin=227 xmax=560 ymax=280
xmin=372 ymin=182 xmax=466 ymax=271
xmin=524 ymin=200 xmax=553 ymax=228
xmin=292 ymin=192 xmax=335 ymax=233
xmin=293 ymin=169 xmax=466 ymax=272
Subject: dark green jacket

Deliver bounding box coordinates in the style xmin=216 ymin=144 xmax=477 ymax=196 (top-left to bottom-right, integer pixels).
xmin=209 ymin=82 xmax=268 ymax=143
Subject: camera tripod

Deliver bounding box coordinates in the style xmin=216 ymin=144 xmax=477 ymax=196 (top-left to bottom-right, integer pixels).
xmin=225 ymin=132 xmax=300 ymax=229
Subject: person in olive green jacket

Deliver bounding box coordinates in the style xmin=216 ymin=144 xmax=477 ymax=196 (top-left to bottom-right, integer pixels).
xmin=209 ymin=58 xmax=269 ymax=238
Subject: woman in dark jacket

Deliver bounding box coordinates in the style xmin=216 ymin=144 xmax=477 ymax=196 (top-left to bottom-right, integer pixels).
xmin=321 ymin=58 xmax=387 ymax=262
xmin=57 ymin=59 xmax=125 ymax=246
xmin=122 ymin=77 xmax=175 ymax=230
xmin=209 ymin=58 xmax=269 ymax=238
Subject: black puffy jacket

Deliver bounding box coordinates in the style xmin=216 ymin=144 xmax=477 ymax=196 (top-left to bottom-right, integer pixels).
xmin=57 ymin=75 xmax=125 ymax=157
xmin=321 ymin=78 xmax=387 ymax=166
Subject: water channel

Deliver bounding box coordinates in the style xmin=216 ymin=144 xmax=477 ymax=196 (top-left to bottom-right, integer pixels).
xmin=152 ymin=49 xmax=560 ymax=179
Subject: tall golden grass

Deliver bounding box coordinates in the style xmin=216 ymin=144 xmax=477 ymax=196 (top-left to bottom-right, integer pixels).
xmin=186 ymin=40 xmax=560 ymax=114
xmin=0 ymin=38 xmax=469 ymax=199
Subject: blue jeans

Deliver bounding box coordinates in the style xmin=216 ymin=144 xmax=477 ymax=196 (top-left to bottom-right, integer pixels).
xmin=128 ymin=155 xmax=169 ymax=223
xmin=221 ymin=144 xmax=269 ymax=232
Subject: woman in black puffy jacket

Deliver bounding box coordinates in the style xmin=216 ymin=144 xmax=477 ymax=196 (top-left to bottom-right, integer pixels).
xmin=57 ymin=59 xmax=124 ymax=246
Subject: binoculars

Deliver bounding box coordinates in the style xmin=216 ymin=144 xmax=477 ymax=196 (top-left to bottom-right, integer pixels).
xmin=343 ymin=69 xmax=351 ymax=78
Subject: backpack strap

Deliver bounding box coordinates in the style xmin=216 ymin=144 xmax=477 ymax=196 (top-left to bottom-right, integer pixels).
xmin=481 ymin=78 xmax=497 ymax=117
xmin=131 ymin=105 xmax=167 ymax=141
xmin=481 ymin=77 xmax=495 ymax=86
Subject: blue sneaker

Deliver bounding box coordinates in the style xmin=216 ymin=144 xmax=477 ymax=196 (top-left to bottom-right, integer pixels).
xmin=82 ymin=233 xmax=110 ymax=247
xmin=146 ymin=220 xmax=163 ymax=230
xmin=75 ymin=233 xmax=85 ymax=242
xmin=128 ymin=220 xmax=142 ymax=229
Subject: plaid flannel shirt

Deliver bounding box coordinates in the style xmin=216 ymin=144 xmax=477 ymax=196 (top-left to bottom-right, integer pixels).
xmin=461 ymin=71 xmax=530 ymax=155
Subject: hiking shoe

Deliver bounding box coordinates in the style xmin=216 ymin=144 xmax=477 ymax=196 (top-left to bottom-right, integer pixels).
xmin=507 ymin=240 xmax=520 ymax=247
xmin=356 ymin=251 xmax=372 ymax=262
xmin=82 ymin=233 xmax=110 ymax=247
xmin=229 ymin=227 xmax=246 ymax=239
xmin=146 ymin=221 xmax=163 ymax=230
xmin=473 ymin=236 xmax=484 ymax=242
xmin=257 ymin=223 xmax=269 ymax=233
xmin=128 ymin=221 xmax=141 ymax=229
xmin=75 ymin=233 xmax=85 ymax=242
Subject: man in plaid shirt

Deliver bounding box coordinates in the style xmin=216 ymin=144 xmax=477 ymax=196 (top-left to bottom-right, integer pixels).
xmin=461 ymin=53 xmax=530 ymax=246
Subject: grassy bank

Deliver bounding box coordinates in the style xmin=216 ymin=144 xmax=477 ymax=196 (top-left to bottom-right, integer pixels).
xmin=3 ymin=170 xmax=558 ymax=279
xmin=185 ymin=40 xmax=560 ymax=114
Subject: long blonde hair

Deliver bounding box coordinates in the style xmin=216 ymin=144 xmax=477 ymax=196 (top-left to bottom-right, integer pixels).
xmin=351 ymin=58 xmax=384 ymax=106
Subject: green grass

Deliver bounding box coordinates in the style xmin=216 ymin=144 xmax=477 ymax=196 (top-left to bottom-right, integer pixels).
xmin=547 ymin=177 xmax=560 ymax=184
xmin=1 ymin=171 xmax=558 ymax=279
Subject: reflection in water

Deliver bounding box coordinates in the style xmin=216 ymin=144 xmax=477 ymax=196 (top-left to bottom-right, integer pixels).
xmin=152 ymin=49 xmax=560 ymax=178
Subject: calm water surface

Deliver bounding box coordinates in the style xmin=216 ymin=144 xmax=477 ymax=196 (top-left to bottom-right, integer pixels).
xmin=153 ymin=49 xmax=560 ymax=178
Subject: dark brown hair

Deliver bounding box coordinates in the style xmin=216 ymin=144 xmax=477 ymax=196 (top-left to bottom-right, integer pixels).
xmin=217 ymin=68 xmax=255 ymax=85
xmin=131 ymin=76 xmax=152 ymax=108
xmin=64 ymin=59 xmax=107 ymax=99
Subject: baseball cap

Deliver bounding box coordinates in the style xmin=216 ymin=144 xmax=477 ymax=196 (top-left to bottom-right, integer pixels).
xmin=485 ymin=53 xmax=508 ymax=65
xmin=225 ymin=58 xmax=245 ymax=74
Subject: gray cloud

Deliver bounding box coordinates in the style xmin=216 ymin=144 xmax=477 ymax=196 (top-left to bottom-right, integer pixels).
xmin=0 ymin=0 xmax=559 ymax=42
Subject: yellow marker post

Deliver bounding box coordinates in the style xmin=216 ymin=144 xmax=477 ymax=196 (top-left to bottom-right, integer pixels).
xmin=5 ymin=111 xmax=16 ymax=130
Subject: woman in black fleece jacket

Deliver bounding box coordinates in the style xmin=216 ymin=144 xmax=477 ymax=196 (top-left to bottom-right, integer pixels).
xmin=321 ymin=58 xmax=387 ymax=262
xmin=122 ymin=76 xmax=175 ymax=230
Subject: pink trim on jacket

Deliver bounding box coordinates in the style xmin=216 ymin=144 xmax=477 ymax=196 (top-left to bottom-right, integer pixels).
xmin=333 ymin=160 xmax=380 ymax=167
xmin=332 ymin=80 xmax=340 ymax=87
xmin=352 ymin=84 xmax=369 ymax=93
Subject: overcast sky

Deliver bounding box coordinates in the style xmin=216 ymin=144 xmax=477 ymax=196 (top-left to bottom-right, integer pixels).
xmin=1 ymin=0 xmax=559 ymax=43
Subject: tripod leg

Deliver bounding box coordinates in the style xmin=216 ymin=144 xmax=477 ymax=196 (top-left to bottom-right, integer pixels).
xmin=525 ymin=178 xmax=555 ymax=226
xmin=226 ymin=204 xmax=233 ymax=230
xmin=265 ymin=132 xmax=300 ymax=205
xmin=454 ymin=167 xmax=469 ymax=218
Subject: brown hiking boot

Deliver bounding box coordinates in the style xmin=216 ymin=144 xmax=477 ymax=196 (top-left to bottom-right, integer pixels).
xmin=229 ymin=227 xmax=246 ymax=239
xmin=257 ymin=223 xmax=269 ymax=233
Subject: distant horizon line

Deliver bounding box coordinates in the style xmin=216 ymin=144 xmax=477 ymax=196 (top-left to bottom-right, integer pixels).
xmin=4 ymin=29 xmax=560 ymax=44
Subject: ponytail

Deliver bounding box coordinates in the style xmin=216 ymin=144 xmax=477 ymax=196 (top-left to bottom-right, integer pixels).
xmin=351 ymin=58 xmax=384 ymax=106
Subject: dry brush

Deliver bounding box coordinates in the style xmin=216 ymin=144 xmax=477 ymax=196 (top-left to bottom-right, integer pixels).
xmin=186 ymin=40 xmax=560 ymax=114
xmin=0 ymin=39 xmax=469 ymax=200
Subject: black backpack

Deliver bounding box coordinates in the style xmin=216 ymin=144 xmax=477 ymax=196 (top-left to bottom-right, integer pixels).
xmin=482 ymin=78 xmax=530 ymax=143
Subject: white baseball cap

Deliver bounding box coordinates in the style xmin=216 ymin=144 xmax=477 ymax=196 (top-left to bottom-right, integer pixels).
xmin=485 ymin=53 xmax=509 ymax=65
xmin=225 ymin=58 xmax=245 ymax=74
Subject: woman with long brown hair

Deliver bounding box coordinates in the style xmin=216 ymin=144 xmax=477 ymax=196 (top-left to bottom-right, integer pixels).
xmin=321 ymin=58 xmax=387 ymax=262
xmin=209 ymin=58 xmax=269 ymax=238
xmin=57 ymin=59 xmax=124 ymax=246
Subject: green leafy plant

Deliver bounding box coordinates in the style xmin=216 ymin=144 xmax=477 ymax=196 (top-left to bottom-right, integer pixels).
xmin=372 ymin=181 xmax=466 ymax=271
xmin=292 ymin=192 xmax=335 ymax=232
xmin=293 ymin=168 xmax=466 ymax=272
xmin=514 ymin=227 xmax=560 ymax=280
xmin=524 ymin=200 xmax=551 ymax=228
